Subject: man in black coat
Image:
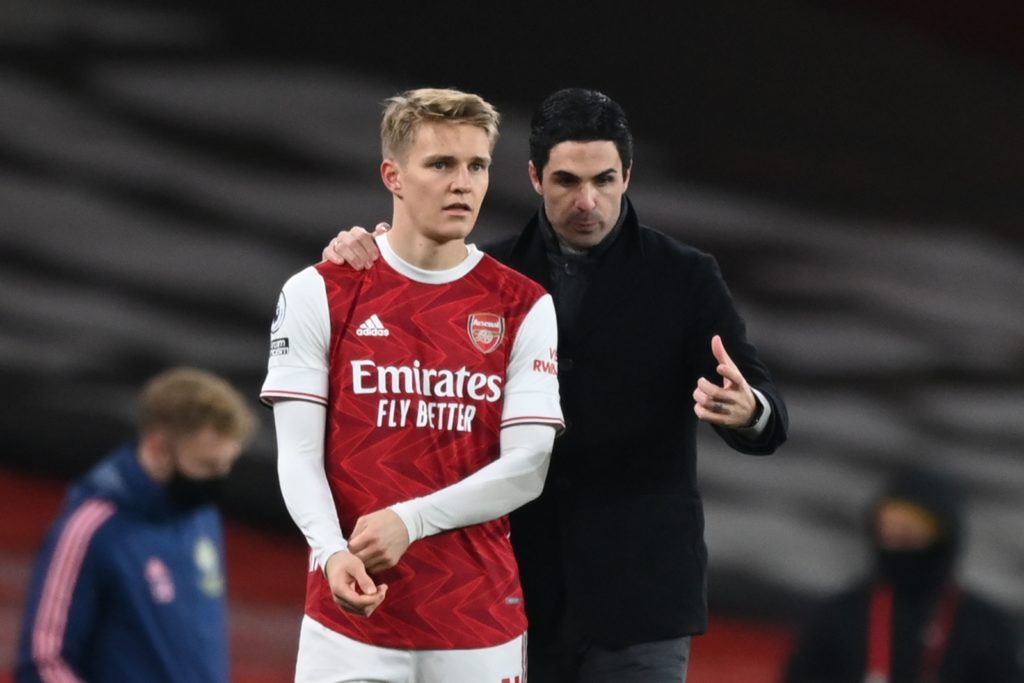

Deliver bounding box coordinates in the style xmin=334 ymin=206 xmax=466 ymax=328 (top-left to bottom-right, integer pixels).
xmin=784 ymin=467 xmax=1023 ymax=683
xmin=323 ymin=88 xmax=788 ymax=682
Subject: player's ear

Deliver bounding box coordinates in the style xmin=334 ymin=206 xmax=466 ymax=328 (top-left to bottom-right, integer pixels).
xmin=381 ymin=159 xmax=402 ymax=196
xmin=622 ymin=162 xmax=632 ymax=192
xmin=139 ymin=429 xmax=175 ymax=481
xmin=527 ymin=161 xmax=543 ymax=195
xmin=143 ymin=430 xmax=169 ymax=458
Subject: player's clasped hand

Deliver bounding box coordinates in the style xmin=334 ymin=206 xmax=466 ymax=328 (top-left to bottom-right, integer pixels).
xmin=349 ymin=508 xmax=412 ymax=574
xmin=324 ymin=551 xmax=388 ymax=617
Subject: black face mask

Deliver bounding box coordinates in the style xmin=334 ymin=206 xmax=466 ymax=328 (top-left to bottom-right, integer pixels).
xmin=875 ymin=543 xmax=954 ymax=596
xmin=166 ymin=472 xmax=229 ymax=510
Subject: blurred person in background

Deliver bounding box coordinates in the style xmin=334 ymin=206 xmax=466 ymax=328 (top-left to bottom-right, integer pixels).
xmin=784 ymin=466 xmax=1023 ymax=683
xmin=14 ymin=367 xmax=256 ymax=683
xmin=322 ymin=87 xmax=788 ymax=683
xmin=263 ymin=88 xmax=562 ymax=682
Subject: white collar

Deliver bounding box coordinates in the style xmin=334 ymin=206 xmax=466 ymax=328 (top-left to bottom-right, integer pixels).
xmin=376 ymin=233 xmax=483 ymax=284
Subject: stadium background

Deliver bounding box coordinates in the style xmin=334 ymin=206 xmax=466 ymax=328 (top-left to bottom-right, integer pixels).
xmin=1 ymin=0 xmax=1022 ymax=680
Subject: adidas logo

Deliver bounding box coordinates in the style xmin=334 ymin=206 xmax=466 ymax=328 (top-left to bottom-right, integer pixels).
xmin=356 ymin=314 xmax=390 ymax=337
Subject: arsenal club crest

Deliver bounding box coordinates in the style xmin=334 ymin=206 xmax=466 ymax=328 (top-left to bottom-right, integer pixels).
xmin=467 ymin=313 xmax=505 ymax=354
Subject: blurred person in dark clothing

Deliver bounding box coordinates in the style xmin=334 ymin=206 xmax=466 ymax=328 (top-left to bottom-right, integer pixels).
xmin=785 ymin=466 xmax=1023 ymax=683
xmin=15 ymin=367 xmax=256 ymax=683
xmin=322 ymin=87 xmax=788 ymax=683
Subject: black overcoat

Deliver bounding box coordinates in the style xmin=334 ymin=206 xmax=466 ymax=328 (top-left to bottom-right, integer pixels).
xmin=487 ymin=198 xmax=789 ymax=647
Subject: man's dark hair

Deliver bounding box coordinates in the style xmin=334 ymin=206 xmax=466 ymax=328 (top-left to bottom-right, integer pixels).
xmin=529 ymin=88 xmax=633 ymax=179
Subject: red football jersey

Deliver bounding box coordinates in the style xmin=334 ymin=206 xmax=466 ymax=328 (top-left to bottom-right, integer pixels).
xmin=262 ymin=236 xmax=562 ymax=649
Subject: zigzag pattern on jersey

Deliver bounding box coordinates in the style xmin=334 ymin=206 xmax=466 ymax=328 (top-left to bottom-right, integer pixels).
xmin=311 ymin=255 xmax=545 ymax=649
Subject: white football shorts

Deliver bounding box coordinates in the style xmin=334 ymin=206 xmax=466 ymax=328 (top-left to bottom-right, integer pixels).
xmin=294 ymin=615 xmax=526 ymax=683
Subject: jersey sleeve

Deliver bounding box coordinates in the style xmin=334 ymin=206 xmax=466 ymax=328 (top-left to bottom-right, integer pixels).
xmin=501 ymin=293 xmax=564 ymax=430
xmin=391 ymin=423 xmax=554 ymax=543
xmin=272 ymin=399 xmax=348 ymax=571
xmin=260 ymin=266 xmax=331 ymax=406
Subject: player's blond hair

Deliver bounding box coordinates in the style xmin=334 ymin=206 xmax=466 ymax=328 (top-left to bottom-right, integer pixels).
xmin=380 ymin=88 xmax=500 ymax=160
xmin=138 ymin=367 xmax=256 ymax=444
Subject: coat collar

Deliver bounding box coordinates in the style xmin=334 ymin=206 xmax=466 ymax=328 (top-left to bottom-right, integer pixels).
xmin=78 ymin=443 xmax=189 ymax=519
xmin=509 ymin=196 xmax=646 ymax=347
